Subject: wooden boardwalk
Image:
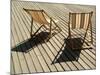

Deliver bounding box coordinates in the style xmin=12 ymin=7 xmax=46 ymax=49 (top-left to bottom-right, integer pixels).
xmin=11 ymin=1 xmax=96 ymax=74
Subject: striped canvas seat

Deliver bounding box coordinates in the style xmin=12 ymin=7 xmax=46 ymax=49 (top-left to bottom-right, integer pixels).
xmin=68 ymin=11 xmax=93 ymax=50
xmin=69 ymin=12 xmax=93 ymax=29
xmin=23 ymin=8 xmax=62 ymax=41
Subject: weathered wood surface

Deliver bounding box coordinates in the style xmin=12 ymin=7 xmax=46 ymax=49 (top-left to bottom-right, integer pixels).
xmin=11 ymin=1 xmax=96 ymax=74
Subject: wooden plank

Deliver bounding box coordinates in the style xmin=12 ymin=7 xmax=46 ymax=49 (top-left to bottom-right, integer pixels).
xmin=20 ymin=8 xmax=44 ymax=74
xmin=11 ymin=33 xmax=14 ymax=74
xmin=19 ymin=3 xmax=45 ymax=72
xmin=11 ymin=19 xmax=22 ymax=74
xmin=81 ymin=50 xmax=96 ymax=65
xmin=12 ymin=3 xmax=30 ymax=74
xmin=11 ymin=32 xmax=15 ymax=74
xmin=11 ymin=54 xmax=15 ymax=74
xmin=15 ymin=3 xmax=37 ymax=73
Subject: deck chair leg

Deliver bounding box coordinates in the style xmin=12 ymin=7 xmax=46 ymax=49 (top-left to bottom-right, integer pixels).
xmin=30 ymin=18 xmax=43 ymax=38
xmin=68 ymin=22 xmax=73 ymax=50
xmin=70 ymin=35 xmax=73 ymax=50
xmin=52 ymin=19 xmax=62 ymax=32
xmin=49 ymin=25 xmax=52 ymax=38
xmin=90 ymin=21 xmax=93 ymax=44
xmin=91 ymin=28 xmax=93 ymax=44
xmin=82 ymin=22 xmax=91 ymax=47
xmin=30 ymin=17 xmax=33 ymax=38
xmin=32 ymin=25 xmax=44 ymax=37
xmin=90 ymin=12 xmax=93 ymax=44
xmin=82 ymin=29 xmax=88 ymax=45
xmin=47 ymin=18 xmax=52 ymax=41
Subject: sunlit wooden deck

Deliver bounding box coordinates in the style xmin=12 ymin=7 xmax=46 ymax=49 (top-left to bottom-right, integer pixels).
xmin=11 ymin=1 xmax=96 ymax=74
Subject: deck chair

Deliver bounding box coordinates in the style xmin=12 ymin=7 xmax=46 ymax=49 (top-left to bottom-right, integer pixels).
xmin=23 ymin=8 xmax=61 ymax=41
xmin=67 ymin=11 xmax=93 ymax=50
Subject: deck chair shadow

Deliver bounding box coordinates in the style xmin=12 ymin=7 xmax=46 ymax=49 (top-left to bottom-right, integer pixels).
xmin=23 ymin=8 xmax=62 ymax=41
xmin=67 ymin=11 xmax=93 ymax=50
xmin=51 ymin=38 xmax=82 ymax=64
xmin=12 ymin=31 xmax=49 ymax=53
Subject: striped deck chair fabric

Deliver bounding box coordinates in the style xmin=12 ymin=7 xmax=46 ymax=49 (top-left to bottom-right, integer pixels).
xmin=68 ymin=11 xmax=93 ymax=50
xmin=23 ymin=8 xmax=61 ymax=40
xmin=69 ymin=12 xmax=93 ymax=29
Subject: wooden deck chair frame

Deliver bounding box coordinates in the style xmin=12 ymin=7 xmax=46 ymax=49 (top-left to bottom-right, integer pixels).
xmin=23 ymin=8 xmax=62 ymax=41
xmin=68 ymin=11 xmax=93 ymax=50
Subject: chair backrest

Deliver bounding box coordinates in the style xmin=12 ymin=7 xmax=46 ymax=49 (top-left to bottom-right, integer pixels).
xmin=69 ymin=11 xmax=93 ymax=29
xmin=23 ymin=8 xmax=49 ymax=25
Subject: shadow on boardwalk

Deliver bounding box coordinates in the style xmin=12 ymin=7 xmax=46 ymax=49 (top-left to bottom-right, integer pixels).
xmin=52 ymin=38 xmax=83 ymax=63
xmin=12 ymin=31 xmax=49 ymax=53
